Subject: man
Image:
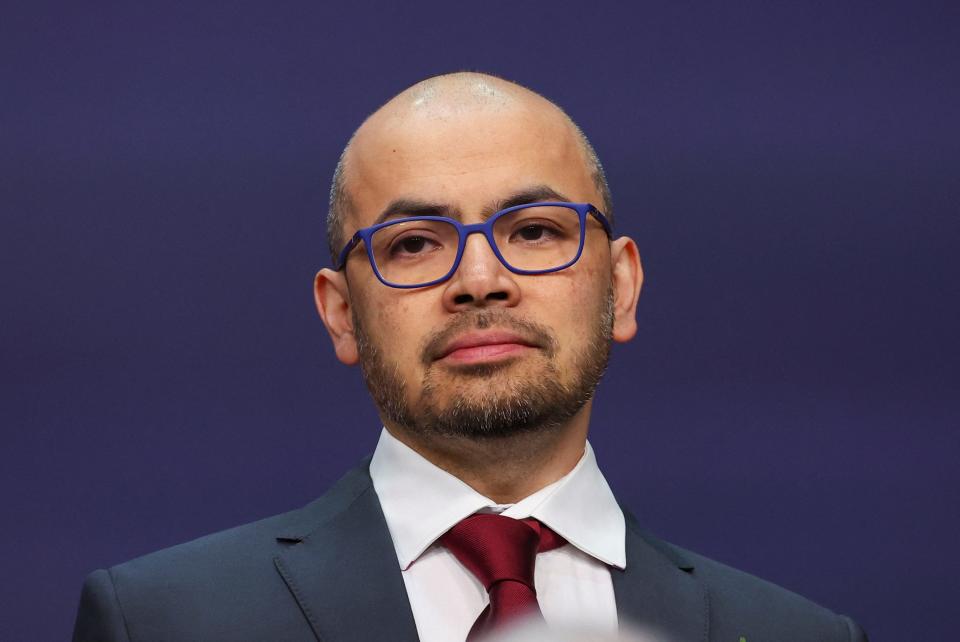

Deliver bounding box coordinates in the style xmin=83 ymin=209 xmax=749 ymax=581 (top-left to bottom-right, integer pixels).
xmin=73 ymin=72 xmax=868 ymax=642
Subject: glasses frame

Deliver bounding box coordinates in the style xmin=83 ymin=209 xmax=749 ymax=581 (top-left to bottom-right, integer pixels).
xmin=334 ymin=201 xmax=613 ymax=289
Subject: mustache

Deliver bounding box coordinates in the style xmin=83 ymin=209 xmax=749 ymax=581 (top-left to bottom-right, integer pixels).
xmin=420 ymin=310 xmax=558 ymax=366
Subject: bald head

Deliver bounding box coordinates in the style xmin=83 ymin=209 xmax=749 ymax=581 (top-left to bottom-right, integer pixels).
xmin=326 ymin=72 xmax=612 ymax=260
xmin=385 ymin=71 xmax=526 ymax=115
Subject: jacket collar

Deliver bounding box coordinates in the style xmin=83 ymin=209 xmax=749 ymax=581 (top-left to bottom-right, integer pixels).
xmin=369 ymin=427 xmax=626 ymax=570
xmin=611 ymin=509 xmax=708 ymax=642
xmin=273 ymin=460 xmax=707 ymax=642
xmin=273 ymin=459 xmax=420 ymax=642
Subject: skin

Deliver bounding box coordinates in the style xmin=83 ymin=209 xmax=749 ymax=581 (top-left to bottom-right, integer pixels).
xmin=314 ymin=74 xmax=643 ymax=503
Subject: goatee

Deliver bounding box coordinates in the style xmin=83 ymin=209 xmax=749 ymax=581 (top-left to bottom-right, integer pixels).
xmin=353 ymin=290 xmax=613 ymax=440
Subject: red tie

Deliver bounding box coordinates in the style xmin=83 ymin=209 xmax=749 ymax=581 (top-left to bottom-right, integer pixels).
xmin=439 ymin=513 xmax=567 ymax=641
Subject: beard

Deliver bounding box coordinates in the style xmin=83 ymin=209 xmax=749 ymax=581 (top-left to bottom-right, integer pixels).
xmin=353 ymin=288 xmax=614 ymax=440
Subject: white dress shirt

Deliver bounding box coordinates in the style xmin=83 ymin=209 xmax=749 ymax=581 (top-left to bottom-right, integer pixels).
xmin=369 ymin=428 xmax=626 ymax=642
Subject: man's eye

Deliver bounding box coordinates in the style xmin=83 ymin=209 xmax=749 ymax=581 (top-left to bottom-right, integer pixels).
xmin=390 ymin=235 xmax=434 ymax=256
xmin=513 ymin=224 xmax=560 ymax=242
xmin=519 ymin=225 xmax=545 ymax=241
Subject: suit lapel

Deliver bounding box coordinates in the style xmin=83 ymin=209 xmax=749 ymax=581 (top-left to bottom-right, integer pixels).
xmin=612 ymin=511 xmax=709 ymax=642
xmin=271 ymin=462 xmax=708 ymax=642
xmin=273 ymin=462 xmax=419 ymax=642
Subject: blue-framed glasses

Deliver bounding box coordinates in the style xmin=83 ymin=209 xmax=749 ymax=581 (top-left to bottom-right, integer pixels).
xmin=335 ymin=202 xmax=613 ymax=289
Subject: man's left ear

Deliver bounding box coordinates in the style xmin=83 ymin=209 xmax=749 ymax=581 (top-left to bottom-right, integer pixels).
xmin=609 ymin=237 xmax=643 ymax=343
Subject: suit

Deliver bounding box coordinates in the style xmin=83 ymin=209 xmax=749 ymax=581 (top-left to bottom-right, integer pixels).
xmin=73 ymin=458 xmax=868 ymax=641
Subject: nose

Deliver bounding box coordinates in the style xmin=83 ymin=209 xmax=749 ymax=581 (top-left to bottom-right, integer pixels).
xmin=441 ymin=231 xmax=521 ymax=312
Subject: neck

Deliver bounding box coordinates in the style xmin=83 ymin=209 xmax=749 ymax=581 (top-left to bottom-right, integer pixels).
xmin=384 ymin=402 xmax=592 ymax=504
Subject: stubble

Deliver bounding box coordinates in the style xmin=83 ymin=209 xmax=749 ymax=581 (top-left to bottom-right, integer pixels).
xmin=353 ymin=288 xmax=614 ymax=441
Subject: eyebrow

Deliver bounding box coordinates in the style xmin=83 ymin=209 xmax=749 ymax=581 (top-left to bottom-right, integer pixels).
xmin=491 ymin=185 xmax=571 ymax=215
xmin=371 ymin=199 xmax=456 ymax=226
xmin=371 ymin=184 xmax=572 ymax=227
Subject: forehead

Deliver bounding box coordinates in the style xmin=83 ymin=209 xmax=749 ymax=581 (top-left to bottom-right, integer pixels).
xmin=343 ymin=100 xmax=598 ymax=229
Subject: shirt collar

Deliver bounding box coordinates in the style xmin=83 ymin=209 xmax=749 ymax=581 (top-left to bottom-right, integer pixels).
xmin=369 ymin=427 xmax=626 ymax=571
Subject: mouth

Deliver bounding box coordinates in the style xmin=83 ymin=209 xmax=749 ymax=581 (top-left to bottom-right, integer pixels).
xmin=434 ymin=330 xmax=540 ymax=365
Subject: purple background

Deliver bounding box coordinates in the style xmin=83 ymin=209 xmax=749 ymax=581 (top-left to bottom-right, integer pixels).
xmin=3 ymin=2 xmax=958 ymax=639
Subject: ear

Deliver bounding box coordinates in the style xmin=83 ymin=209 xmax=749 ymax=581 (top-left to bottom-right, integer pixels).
xmin=314 ymin=268 xmax=360 ymax=365
xmin=609 ymin=237 xmax=643 ymax=343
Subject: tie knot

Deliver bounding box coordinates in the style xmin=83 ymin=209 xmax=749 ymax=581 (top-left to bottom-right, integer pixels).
xmin=439 ymin=514 xmax=565 ymax=590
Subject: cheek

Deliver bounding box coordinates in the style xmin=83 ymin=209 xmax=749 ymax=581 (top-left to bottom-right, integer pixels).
xmin=521 ymin=270 xmax=606 ymax=348
xmin=366 ymin=294 xmax=432 ymax=369
xmin=575 ymin=253 xmax=613 ymax=311
xmin=568 ymin=263 xmax=613 ymax=337
xmin=551 ymin=255 xmax=609 ymax=309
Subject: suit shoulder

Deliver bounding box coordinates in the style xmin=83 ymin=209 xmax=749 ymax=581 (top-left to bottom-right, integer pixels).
xmin=107 ymin=458 xmax=374 ymax=582
xmin=75 ymin=461 xmax=376 ymax=640
xmin=110 ymin=506 xmax=297 ymax=577
xmin=679 ymin=544 xmax=827 ymax=607
xmin=634 ymin=527 xmax=867 ymax=641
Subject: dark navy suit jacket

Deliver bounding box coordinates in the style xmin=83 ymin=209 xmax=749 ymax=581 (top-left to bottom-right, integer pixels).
xmin=73 ymin=459 xmax=868 ymax=641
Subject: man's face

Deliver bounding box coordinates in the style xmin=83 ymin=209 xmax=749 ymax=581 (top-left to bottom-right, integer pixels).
xmin=330 ymin=97 xmax=624 ymax=439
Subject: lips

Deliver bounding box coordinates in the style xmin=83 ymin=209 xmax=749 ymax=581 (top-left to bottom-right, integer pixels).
xmin=435 ymin=330 xmax=539 ymax=362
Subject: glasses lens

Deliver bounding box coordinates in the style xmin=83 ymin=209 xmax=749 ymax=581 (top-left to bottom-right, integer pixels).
xmin=370 ymin=218 xmax=459 ymax=286
xmin=493 ymin=205 xmax=582 ymax=272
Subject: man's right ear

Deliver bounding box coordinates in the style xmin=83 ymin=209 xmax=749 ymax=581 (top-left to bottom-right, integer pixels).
xmin=314 ymin=268 xmax=360 ymax=365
